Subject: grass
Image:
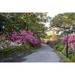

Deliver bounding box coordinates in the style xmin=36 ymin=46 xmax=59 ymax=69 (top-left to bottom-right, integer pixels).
xmin=48 ymin=42 xmax=71 ymax=62
xmin=56 ymin=51 xmax=70 ymax=62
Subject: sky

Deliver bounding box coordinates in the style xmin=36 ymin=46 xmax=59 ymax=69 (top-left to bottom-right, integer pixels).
xmin=0 ymin=0 xmax=75 ymax=16
xmin=47 ymin=0 xmax=75 ymax=17
xmin=45 ymin=0 xmax=75 ymax=27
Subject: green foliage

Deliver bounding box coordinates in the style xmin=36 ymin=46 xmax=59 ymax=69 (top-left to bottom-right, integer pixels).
xmin=0 ymin=14 xmax=7 ymax=32
xmin=0 ymin=43 xmax=37 ymax=58
xmin=69 ymin=54 xmax=75 ymax=62
xmin=54 ymin=43 xmax=65 ymax=52
xmin=51 ymin=40 xmax=75 ymax=62
xmin=0 ymin=13 xmax=47 ymax=38
xmin=51 ymin=13 xmax=75 ymax=27
xmin=50 ymin=13 xmax=75 ymax=35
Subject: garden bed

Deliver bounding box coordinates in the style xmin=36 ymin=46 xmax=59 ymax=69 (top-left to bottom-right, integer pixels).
xmin=0 ymin=29 xmax=41 ymax=61
xmin=47 ymin=40 xmax=72 ymax=62
xmin=55 ymin=51 xmax=70 ymax=62
xmin=0 ymin=44 xmax=41 ymax=62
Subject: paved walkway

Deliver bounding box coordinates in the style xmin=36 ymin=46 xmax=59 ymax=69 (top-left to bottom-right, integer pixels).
xmin=23 ymin=44 xmax=61 ymax=62
xmin=1 ymin=44 xmax=61 ymax=62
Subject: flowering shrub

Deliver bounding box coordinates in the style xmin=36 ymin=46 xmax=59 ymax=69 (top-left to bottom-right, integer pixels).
xmin=63 ymin=33 xmax=75 ymax=48
xmin=8 ymin=30 xmax=40 ymax=46
xmin=0 ymin=40 xmax=11 ymax=49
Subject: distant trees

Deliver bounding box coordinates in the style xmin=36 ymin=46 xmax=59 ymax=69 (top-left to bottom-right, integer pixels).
xmin=50 ymin=13 xmax=75 ymax=34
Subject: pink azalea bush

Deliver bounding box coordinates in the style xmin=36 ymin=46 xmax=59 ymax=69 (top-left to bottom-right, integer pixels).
xmin=8 ymin=30 xmax=40 ymax=46
xmin=63 ymin=33 xmax=75 ymax=48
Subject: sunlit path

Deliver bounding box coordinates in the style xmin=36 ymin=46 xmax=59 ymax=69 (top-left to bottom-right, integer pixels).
xmin=23 ymin=44 xmax=61 ymax=62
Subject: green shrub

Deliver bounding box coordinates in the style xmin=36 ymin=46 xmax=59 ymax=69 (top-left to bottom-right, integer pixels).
xmin=0 ymin=43 xmax=34 ymax=58
xmin=68 ymin=53 xmax=75 ymax=62
xmin=70 ymin=54 xmax=75 ymax=62
xmin=54 ymin=43 xmax=64 ymax=52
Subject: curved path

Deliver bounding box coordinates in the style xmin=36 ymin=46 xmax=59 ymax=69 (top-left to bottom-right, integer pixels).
xmin=23 ymin=44 xmax=61 ymax=62
xmin=1 ymin=44 xmax=61 ymax=62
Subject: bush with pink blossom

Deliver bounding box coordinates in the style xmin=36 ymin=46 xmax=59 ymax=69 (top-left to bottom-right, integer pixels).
xmin=63 ymin=33 xmax=75 ymax=49
xmin=8 ymin=30 xmax=40 ymax=46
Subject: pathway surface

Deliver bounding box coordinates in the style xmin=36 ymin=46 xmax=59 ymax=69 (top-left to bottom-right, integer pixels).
xmin=23 ymin=44 xmax=61 ymax=62
xmin=1 ymin=44 xmax=61 ymax=62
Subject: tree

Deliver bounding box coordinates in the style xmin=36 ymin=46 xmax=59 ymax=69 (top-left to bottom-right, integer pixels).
xmin=0 ymin=14 xmax=7 ymax=32
xmin=50 ymin=13 xmax=75 ymax=31
xmin=0 ymin=13 xmax=48 ymax=38
xmin=50 ymin=13 xmax=75 ymax=57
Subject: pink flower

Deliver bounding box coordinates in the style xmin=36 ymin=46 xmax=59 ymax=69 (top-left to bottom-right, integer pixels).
xmin=8 ymin=30 xmax=40 ymax=46
xmin=63 ymin=33 xmax=75 ymax=48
